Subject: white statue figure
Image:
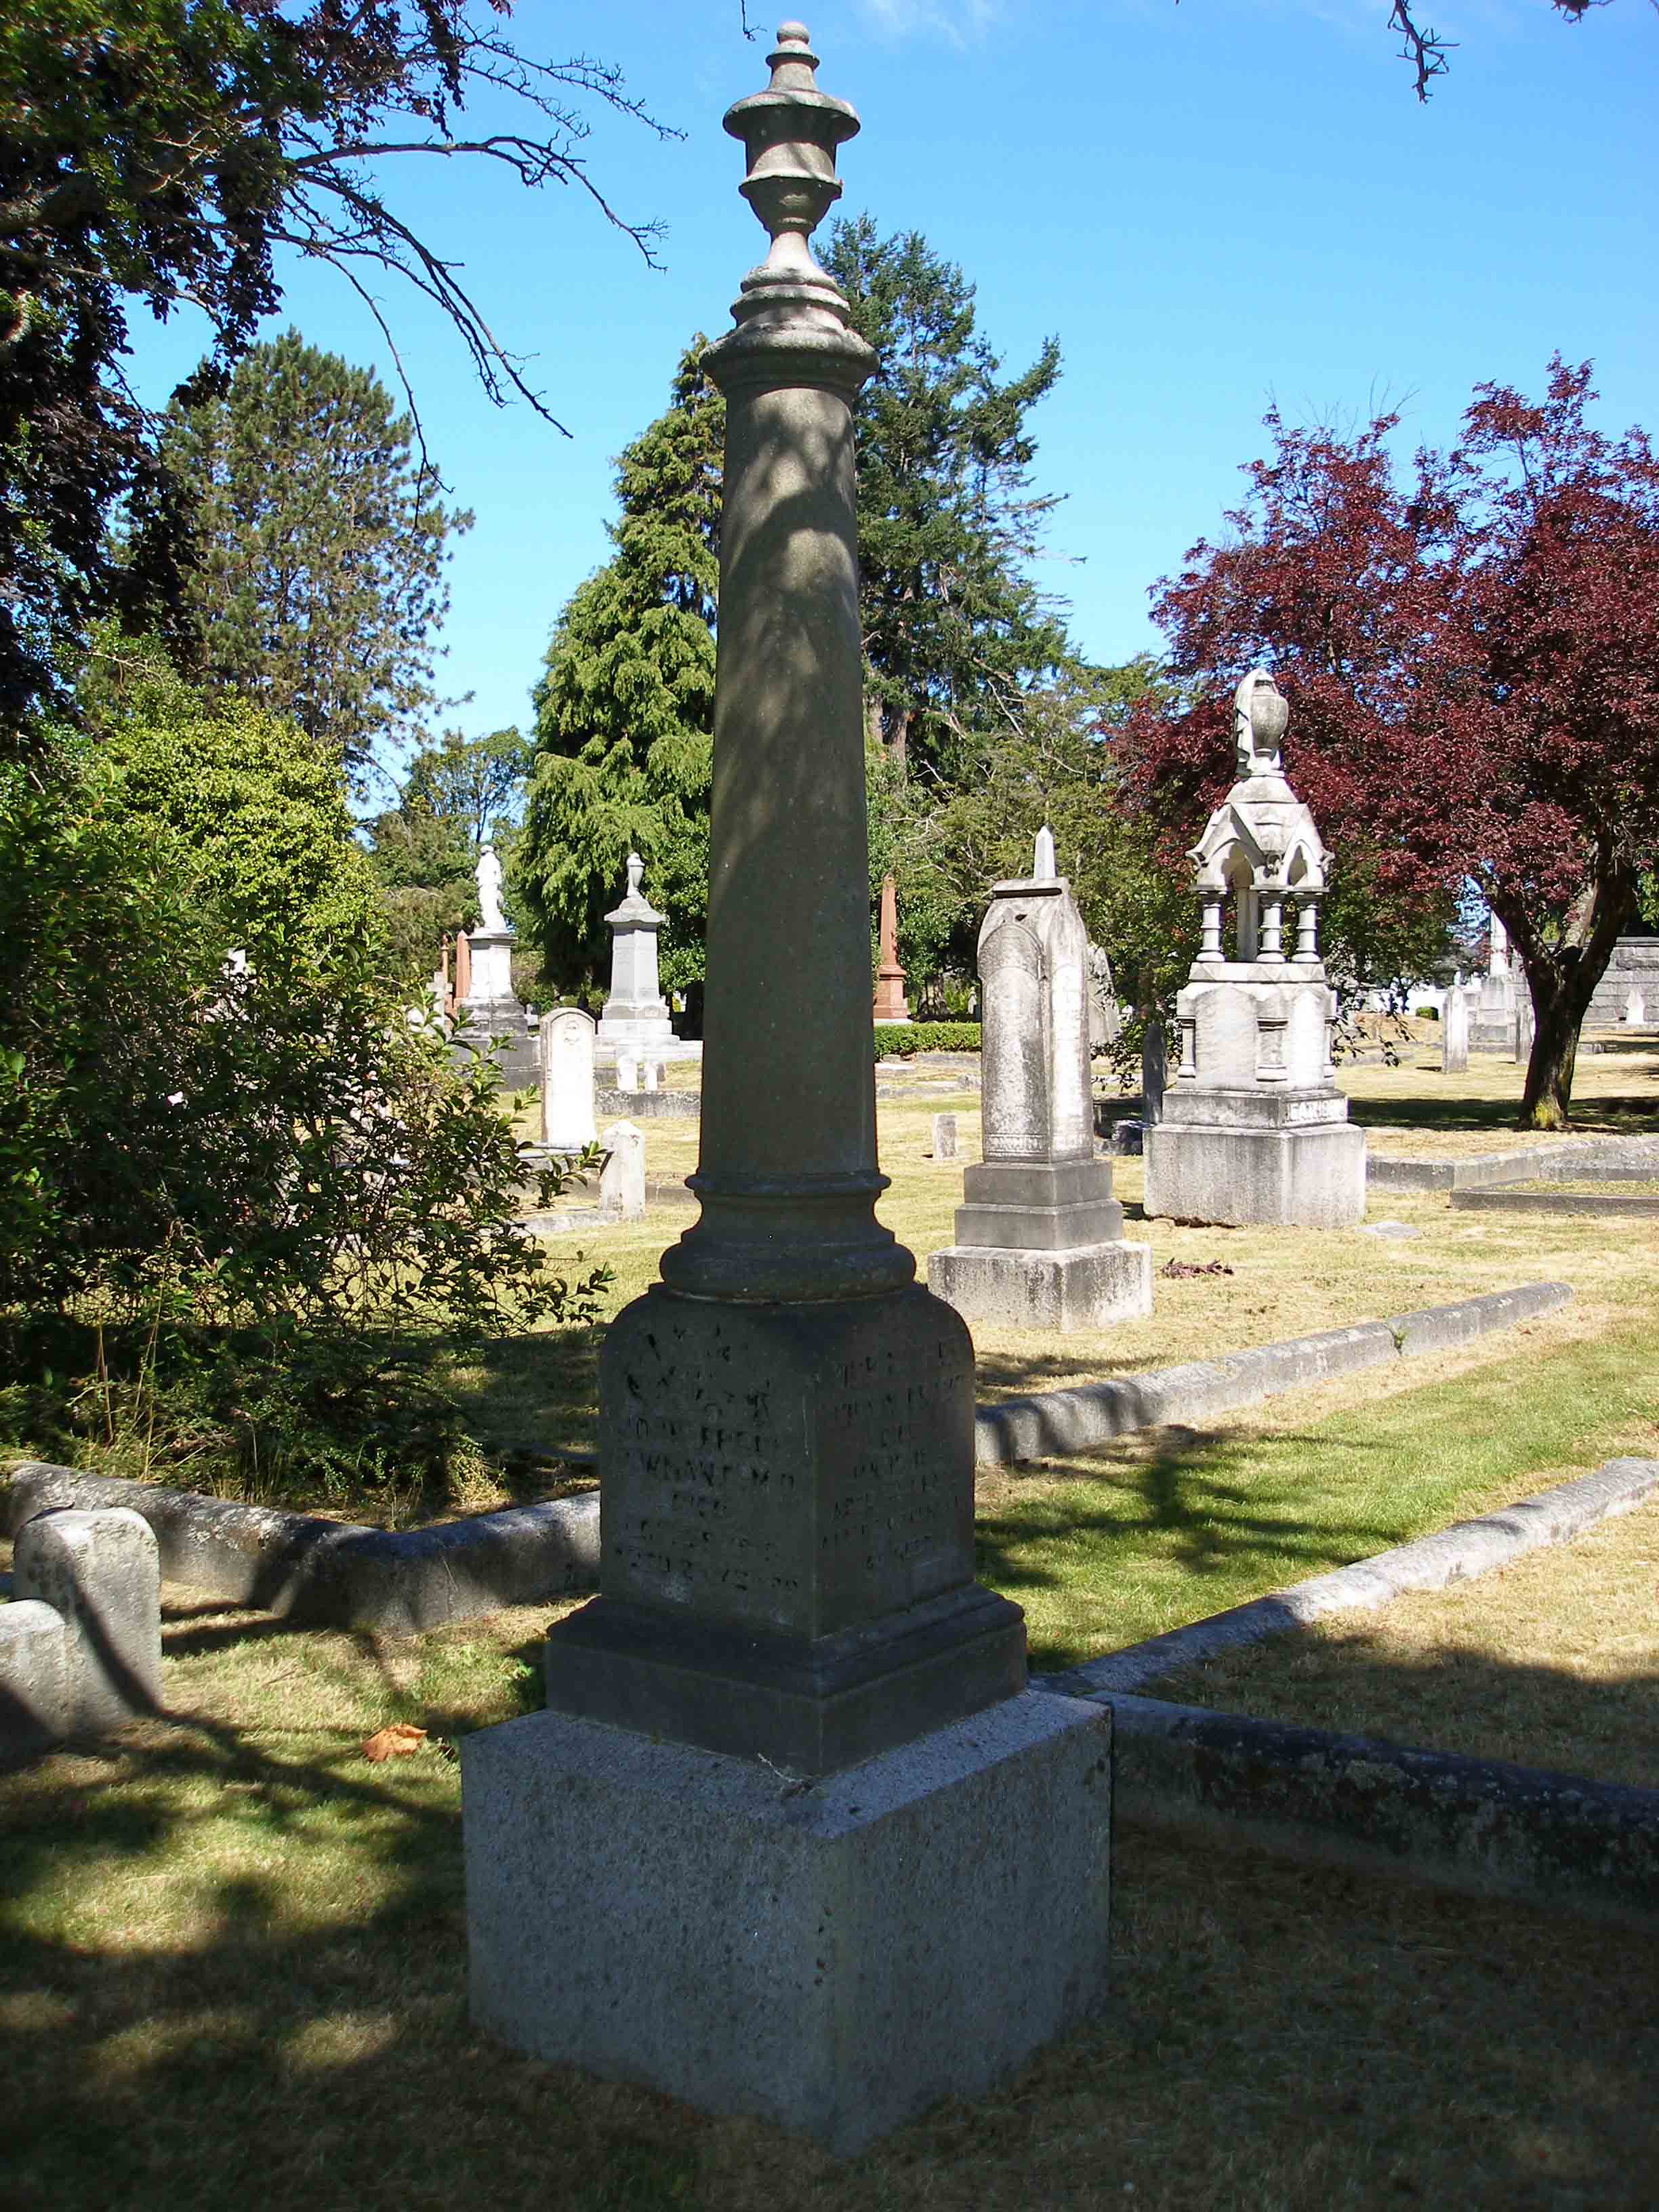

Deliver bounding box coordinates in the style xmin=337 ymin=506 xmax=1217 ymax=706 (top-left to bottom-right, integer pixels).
xmin=476 ymin=844 xmax=506 ymax=933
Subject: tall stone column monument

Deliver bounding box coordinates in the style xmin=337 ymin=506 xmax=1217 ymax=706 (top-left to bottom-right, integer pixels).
xmin=462 ymin=25 xmax=1111 ymax=2155
xmin=596 ymin=851 xmax=677 ymax=1066
xmin=872 ymin=870 xmax=911 ymax=1022
xmin=1143 ymin=671 xmax=1366 ymax=1229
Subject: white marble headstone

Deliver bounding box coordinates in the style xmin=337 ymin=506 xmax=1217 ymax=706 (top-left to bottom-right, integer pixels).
xmin=599 ymin=1120 xmax=647 ymax=1221
xmin=540 ymin=1008 xmax=597 ymax=1151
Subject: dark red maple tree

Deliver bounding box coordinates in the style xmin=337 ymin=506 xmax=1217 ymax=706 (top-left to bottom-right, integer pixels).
xmin=1122 ymin=357 xmax=1659 ymax=1129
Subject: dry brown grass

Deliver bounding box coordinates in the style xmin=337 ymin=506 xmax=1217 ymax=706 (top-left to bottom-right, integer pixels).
xmin=5 ymin=1589 xmax=1659 ymax=2210
xmin=1149 ymin=1494 xmax=1659 ymax=1791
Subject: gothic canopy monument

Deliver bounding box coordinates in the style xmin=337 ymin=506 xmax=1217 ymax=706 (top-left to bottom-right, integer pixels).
xmin=462 ymin=25 xmax=1111 ymax=2154
xmin=1143 ymin=670 xmax=1366 ymax=1229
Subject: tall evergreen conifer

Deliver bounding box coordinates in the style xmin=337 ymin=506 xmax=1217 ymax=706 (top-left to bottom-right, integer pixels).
xmin=152 ymin=331 xmax=468 ymax=782
xmin=825 ymin=216 xmax=1071 ymax=779
xmin=517 ymin=342 xmax=722 ymax=996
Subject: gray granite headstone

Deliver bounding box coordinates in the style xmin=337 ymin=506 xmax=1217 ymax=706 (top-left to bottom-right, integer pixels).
xmin=928 ymin=832 xmax=1151 ymax=1330
xmin=1141 ymin=1019 xmax=1167 ymax=1126
xmin=1443 ymin=983 xmax=1470 ymax=1074
xmin=599 ymin=1120 xmax=646 ymax=1221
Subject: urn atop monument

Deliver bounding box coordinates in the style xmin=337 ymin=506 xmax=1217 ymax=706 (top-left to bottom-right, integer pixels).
xmin=724 ymin=23 xmax=857 ymax=254
xmin=1235 ymin=668 xmax=1290 ymax=781
xmin=1189 ymin=670 xmax=1329 ymax=928
xmin=605 ymin=851 xmax=663 ymax=930
xmin=716 ymin=22 xmax=873 ymax=349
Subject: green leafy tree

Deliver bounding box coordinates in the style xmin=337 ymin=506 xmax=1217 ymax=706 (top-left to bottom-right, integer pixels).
xmin=144 ymin=333 xmax=468 ymax=781
xmin=80 ymin=630 xmax=381 ymax=957
xmin=0 ymin=1 xmax=663 ymax=735
xmin=0 ymin=695 xmax=606 ymax=1502
xmin=516 ymin=342 xmax=720 ymax=998
xmin=405 ymin=725 xmax=531 ymax=853
xmin=873 ymin=661 xmax=1183 ymax=1001
xmin=825 ymin=216 xmax=1071 ymax=781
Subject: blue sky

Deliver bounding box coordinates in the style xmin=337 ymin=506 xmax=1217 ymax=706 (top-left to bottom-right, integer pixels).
xmin=127 ymin=1 xmax=1656 ymax=778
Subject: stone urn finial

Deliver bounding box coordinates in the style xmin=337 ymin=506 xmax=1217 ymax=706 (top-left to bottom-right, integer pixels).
xmin=626 ymin=851 xmax=644 ymax=899
xmin=723 ymin=22 xmax=861 ymax=320
xmin=1234 ymin=669 xmax=1289 ymax=779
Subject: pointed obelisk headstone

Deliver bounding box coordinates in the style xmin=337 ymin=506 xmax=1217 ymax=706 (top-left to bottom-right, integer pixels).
xmin=462 ymin=24 xmax=1109 ymax=2156
xmin=873 ymin=870 xmax=911 ymax=1021
xmin=929 ymin=831 xmax=1151 ymax=1330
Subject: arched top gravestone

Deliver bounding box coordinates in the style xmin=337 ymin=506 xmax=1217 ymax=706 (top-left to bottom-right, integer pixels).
xmin=539 ymin=1006 xmax=597 ymax=1153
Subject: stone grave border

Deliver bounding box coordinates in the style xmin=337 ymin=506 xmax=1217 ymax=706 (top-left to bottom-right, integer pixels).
xmin=3 ymin=1466 xmax=598 ymax=1635
xmin=1450 ymin=1180 xmax=1659 ymax=1218
xmin=1038 ymin=1455 xmax=1659 ymax=1922
xmin=972 ymin=1279 xmax=1571 ymax=1466
xmin=1365 ymin=1131 xmax=1659 ymax=1191
xmin=4 ymin=1279 xmax=1569 ymax=1632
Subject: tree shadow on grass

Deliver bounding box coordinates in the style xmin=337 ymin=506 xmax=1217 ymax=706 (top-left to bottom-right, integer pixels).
xmin=449 ymin=1326 xmax=605 ymax=1494
xmin=3 ymin=1641 xmax=1658 ymax=2207
xmin=0 ymin=1709 xmax=707 ymax=2212
xmin=1141 ymin=1634 xmax=1659 ymax=1798
xmin=1349 ymin=1092 xmax=1659 ymax=1137
xmin=975 ymin=1422 xmax=1410 ymax=1677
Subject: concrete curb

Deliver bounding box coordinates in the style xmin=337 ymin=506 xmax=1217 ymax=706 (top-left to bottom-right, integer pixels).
xmin=1092 ymin=1691 xmax=1659 ymax=1922
xmin=972 ymin=1280 xmax=1572 ymax=1467
xmin=1450 ymin=1188 xmax=1659 ymax=1217
xmin=2 ymin=1465 xmax=598 ymax=1635
xmin=1366 ymin=1132 xmax=1659 ymax=1191
xmin=1044 ymin=1456 xmax=1659 ymax=1698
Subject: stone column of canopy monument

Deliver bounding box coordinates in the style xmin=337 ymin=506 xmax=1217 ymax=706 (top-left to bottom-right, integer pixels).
xmin=595 ymin=852 xmax=686 ymax=1073
xmin=454 ymin=845 xmax=536 ymax=1084
xmin=930 ymin=829 xmax=1151 ymax=1331
xmin=1143 ymin=671 xmax=1366 ymax=1229
xmin=461 ymin=26 xmax=1111 ymax=2156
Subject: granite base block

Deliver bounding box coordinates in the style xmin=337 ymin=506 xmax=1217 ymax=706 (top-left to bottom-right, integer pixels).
xmin=463 ymin=1688 xmax=1112 ymax=2156
xmin=928 ymin=1239 xmax=1153 ymax=1333
xmin=1144 ymin=1121 xmax=1366 ymax=1229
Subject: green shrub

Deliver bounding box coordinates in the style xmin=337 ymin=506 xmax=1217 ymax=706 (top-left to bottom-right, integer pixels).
xmin=872 ymin=1021 xmax=982 ymax=1057
xmin=0 ymin=718 xmax=608 ymax=1510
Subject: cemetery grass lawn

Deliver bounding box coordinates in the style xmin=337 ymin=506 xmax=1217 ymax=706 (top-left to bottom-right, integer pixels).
xmin=1336 ymin=1040 xmax=1659 ymax=1155
xmin=489 ymin=1054 xmax=1659 ymax=1483
xmin=3 ymin=1591 xmax=1658 ymax=2209
xmin=977 ymin=1310 xmax=1659 ymax=1675
xmin=1149 ymin=1493 xmax=1659 ymax=1791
